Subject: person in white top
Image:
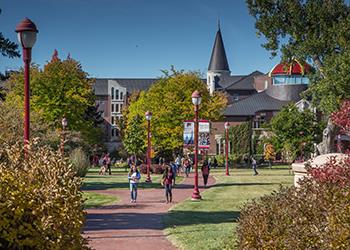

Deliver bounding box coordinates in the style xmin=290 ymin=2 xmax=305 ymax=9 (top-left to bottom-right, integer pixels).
xmin=128 ymin=164 xmax=141 ymax=203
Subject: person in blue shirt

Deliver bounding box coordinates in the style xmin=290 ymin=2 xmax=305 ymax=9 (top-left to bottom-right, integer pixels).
xmin=169 ymin=160 xmax=177 ymax=185
xmin=128 ymin=164 xmax=141 ymax=203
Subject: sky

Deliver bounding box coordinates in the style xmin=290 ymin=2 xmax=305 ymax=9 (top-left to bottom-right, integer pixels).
xmin=1 ymin=0 xmax=281 ymax=78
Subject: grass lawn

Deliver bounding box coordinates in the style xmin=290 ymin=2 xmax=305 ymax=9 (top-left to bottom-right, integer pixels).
xmin=83 ymin=192 xmax=119 ymax=209
xmin=83 ymin=167 xmax=184 ymax=191
xmin=163 ymin=166 xmax=293 ymax=250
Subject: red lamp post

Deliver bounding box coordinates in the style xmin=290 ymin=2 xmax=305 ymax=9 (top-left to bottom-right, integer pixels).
xmin=15 ymin=18 xmax=38 ymax=153
xmin=224 ymin=122 xmax=230 ymax=176
xmin=191 ymin=90 xmax=202 ymax=201
xmin=145 ymin=111 xmax=152 ymax=182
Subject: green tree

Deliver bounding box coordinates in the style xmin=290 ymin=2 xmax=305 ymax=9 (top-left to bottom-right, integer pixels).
xmin=123 ymin=69 xmax=228 ymax=155
xmin=230 ymin=122 xmax=251 ymax=162
xmin=268 ymin=104 xmax=323 ymax=160
xmin=0 ymin=9 xmax=20 ymax=59
xmin=246 ymin=0 xmax=350 ymax=153
xmin=123 ymin=114 xmax=147 ymax=157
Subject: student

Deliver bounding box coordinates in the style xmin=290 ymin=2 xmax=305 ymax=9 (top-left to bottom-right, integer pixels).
xmin=201 ymin=160 xmax=210 ymax=188
xmin=252 ymin=156 xmax=259 ymax=176
xmin=128 ymin=164 xmax=141 ymax=203
xmin=183 ymin=156 xmax=191 ymax=177
xmin=170 ymin=160 xmax=177 ymax=185
xmin=162 ymin=165 xmax=175 ymax=203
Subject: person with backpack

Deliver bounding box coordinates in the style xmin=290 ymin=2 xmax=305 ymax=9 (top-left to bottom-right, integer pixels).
xmin=128 ymin=164 xmax=141 ymax=203
xmin=169 ymin=160 xmax=177 ymax=185
xmin=162 ymin=164 xmax=175 ymax=203
xmin=183 ymin=156 xmax=191 ymax=177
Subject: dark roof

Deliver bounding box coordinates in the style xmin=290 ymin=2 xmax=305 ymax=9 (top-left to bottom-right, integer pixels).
xmin=224 ymin=91 xmax=291 ymax=116
xmin=217 ymin=75 xmax=245 ymax=89
xmin=225 ymin=71 xmax=264 ymax=91
xmin=208 ymin=28 xmax=230 ymax=71
xmin=93 ymin=78 xmax=158 ymax=95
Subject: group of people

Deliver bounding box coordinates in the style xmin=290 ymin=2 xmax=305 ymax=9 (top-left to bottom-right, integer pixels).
xmin=91 ymin=153 xmax=112 ymax=175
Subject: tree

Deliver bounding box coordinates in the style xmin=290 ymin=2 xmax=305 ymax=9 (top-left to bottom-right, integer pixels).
xmin=230 ymin=122 xmax=251 ymax=162
xmin=123 ymin=69 xmax=228 ymax=156
xmin=3 ymin=51 xmax=102 ymax=149
xmin=268 ymin=104 xmax=323 ymax=160
xmin=123 ymin=114 xmax=147 ymax=157
xmin=0 ymin=9 xmax=20 ymax=59
xmin=247 ymin=0 xmax=350 ymax=152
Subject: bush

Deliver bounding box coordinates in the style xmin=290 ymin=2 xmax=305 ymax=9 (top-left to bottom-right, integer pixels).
xmin=0 ymin=141 xmax=89 ymax=249
xmin=69 ymin=147 xmax=90 ymax=177
xmin=236 ymin=156 xmax=350 ymax=249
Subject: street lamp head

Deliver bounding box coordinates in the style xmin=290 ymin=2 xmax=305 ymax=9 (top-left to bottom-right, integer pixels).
xmin=145 ymin=111 xmax=152 ymax=121
xmin=224 ymin=122 xmax=230 ymax=130
xmin=15 ymin=18 xmax=38 ymax=49
xmin=61 ymin=117 xmax=68 ymax=129
xmin=191 ymin=90 xmax=202 ymax=106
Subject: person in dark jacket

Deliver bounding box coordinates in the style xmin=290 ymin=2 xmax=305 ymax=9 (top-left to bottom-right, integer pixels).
xmin=201 ymin=160 xmax=210 ymax=188
xmin=162 ymin=165 xmax=175 ymax=203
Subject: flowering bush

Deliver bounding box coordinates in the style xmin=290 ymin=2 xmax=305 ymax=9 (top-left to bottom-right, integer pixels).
xmin=331 ymin=100 xmax=350 ymax=135
xmin=236 ymin=155 xmax=350 ymax=249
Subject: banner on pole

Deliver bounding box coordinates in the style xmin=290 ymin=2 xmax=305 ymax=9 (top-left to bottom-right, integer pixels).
xmin=183 ymin=120 xmax=210 ymax=148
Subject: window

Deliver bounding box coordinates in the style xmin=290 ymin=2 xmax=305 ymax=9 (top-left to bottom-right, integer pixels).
xmin=111 ymin=116 xmax=115 ymax=125
xmin=120 ymin=92 xmax=123 ymax=100
xmin=116 ymin=89 xmax=119 ymax=100
xmin=232 ymin=93 xmax=239 ymax=101
xmin=116 ymin=103 xmax=119 ymax=113
xmin=115 ymin=129 xmax=119 ymax=137
xmin=111 ymin=104 xmax=114 ymax=112
xmin=111 ymin=87 xmax=114 ymax=99
xmin=111 ymin=128 xmax=114 ymax=137
xmin=120 ymin=104 xmax=123 ymax=112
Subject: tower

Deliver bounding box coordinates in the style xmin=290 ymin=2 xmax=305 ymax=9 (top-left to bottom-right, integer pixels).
xmin=207 ymin=22 xmax=230 ymax=94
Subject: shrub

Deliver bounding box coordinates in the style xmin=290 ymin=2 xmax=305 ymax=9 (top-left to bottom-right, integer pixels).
xmin=0 ymin=141 xmax=89 ymax=249
xmin=236 ymin=156 xmax=350 ymax=249
xmin=69 ymin=147 xmax=90 ymax=177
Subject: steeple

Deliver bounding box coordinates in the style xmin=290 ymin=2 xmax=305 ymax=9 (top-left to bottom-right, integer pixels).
xmin=208 ymin=26 xmax=230 ymax=71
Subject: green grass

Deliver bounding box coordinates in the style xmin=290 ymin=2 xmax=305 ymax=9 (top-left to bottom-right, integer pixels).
xmin=83 ymin=167 xmax=184 ymax=190
xmin=83 ymin=191 xmax=119 ymax=209
xmin=163 ymin=166 xmax=293 ymax=250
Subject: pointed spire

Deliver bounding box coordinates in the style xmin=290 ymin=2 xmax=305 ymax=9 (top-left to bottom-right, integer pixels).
xmin=208 ymin=25 xmax=230 ymax=71
xmin=67 ymin=52 xmax=71 ymax=60
xmin=218 ymin=18 xmax=221 ymax=31
xmin=51 ymin=49 xmax=59 ymax=62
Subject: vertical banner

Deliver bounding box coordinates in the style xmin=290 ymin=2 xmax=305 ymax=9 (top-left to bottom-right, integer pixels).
xmin=183 ymin=120 xmax=210 ymax=148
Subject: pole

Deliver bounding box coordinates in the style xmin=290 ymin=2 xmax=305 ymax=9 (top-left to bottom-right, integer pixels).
xmin=225 ymin=127 xmax=230 ymax=176
xmin=23 ymin=48 xmax=32 ymax=156
xmin=191 ymin=104 xmax=201 ymax=200
xmin=146 ymin=119 xmax=152 ymax=182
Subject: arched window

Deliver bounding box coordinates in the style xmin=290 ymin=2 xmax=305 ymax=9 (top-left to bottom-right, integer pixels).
xmin=120 ymin=92 xmax=123 ymax=100
xmin=116 ymin=89 xmax=119 ymax=100
xmin=111 ymin=87 xmax=114 ymax=99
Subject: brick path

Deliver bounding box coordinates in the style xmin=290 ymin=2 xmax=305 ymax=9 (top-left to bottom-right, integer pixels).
xmin=83 ymin=173 xmax=215 ymax=250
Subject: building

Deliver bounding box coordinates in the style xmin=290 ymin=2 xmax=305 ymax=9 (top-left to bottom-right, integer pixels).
xmin=93 ymin=25 xmax=311 ymax=154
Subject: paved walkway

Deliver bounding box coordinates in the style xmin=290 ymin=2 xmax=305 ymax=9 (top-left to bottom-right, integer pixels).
xmin=83 ymin=173 xmax=215 ymax=250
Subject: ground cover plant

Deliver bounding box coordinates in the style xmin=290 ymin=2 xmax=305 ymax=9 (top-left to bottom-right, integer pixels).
xmin=163 ymin=167 xmax=293 ymax=250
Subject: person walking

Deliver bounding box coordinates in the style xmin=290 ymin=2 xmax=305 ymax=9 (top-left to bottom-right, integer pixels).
xmin=162 ymin=164 xmax=175 ymax=203
xmin=104 ymin=153 xmax=112 ymax=175
xmin=128 ymin=164 xmax=141 ymax=203
xmin=175 ymin=155 xmax=182 ymax=174
xmin=170 ymin=160 xmax=177 ymax=185
xmin=183 ymin=156 xmax=191 ymax=177
xmin=201 ymin=160 xmax=210 ymax=188
xmin=252 ymin=156 xmax=259 ymax=176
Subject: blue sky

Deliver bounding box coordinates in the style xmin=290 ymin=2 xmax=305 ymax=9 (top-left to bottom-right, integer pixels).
xmin=1 ymin=0 xmax=281 ymax=78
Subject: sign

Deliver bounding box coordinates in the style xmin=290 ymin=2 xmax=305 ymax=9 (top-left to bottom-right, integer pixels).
xmin=183 ymin=120 xmax=210 ymax=148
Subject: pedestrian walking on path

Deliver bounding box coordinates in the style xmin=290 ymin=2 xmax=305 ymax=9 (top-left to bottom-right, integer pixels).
xmin=201 ymin=160 xmax=210 ymax=188
xmin=128 ymin=164 xmax=141 ymax=203
xmin=252 ymin=156 xmax=259 ymax=175
xmin=162 ymin=165 xmax=175 ymax=203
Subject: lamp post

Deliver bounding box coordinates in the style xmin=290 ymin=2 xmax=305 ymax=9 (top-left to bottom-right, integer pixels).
xmin=15 ymin=18 xmax=38 ymax=153
xmin=60 ymin=117 xmax=68 ymax=156
xmin=224 ymin=122 xmax=230 ymax=176
xmin=191 ymin=90 xmax=201 ymax=201
xmin=145 ymin=111 xmax=152 ymax=182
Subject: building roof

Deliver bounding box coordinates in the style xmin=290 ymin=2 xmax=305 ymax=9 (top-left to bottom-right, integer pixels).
xmin=93 ymin=78 xmax=159 ymax=95
xmin=208 ymin=28 xmax=230 ymax=71
xmin=269 ymin=59 xmax=312 ymax=76
xmin=225 ymin=71 xmax=264 ymax=91
xmin=224 ymin=91 xmax=291 ymax=116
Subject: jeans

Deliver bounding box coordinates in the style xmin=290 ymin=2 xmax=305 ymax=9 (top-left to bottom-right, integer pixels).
xmin=203 ymin=174 xmax=209 ymax=186
xmin=165 ymin=184 xmax=172 ymax=202
xmin=130 ymin=183 xmax=138 ymax=200
xmin=253 ymin=164 xmax=258 ymax=175
xmin=185 ymin=167 xmax=191 ymax=177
